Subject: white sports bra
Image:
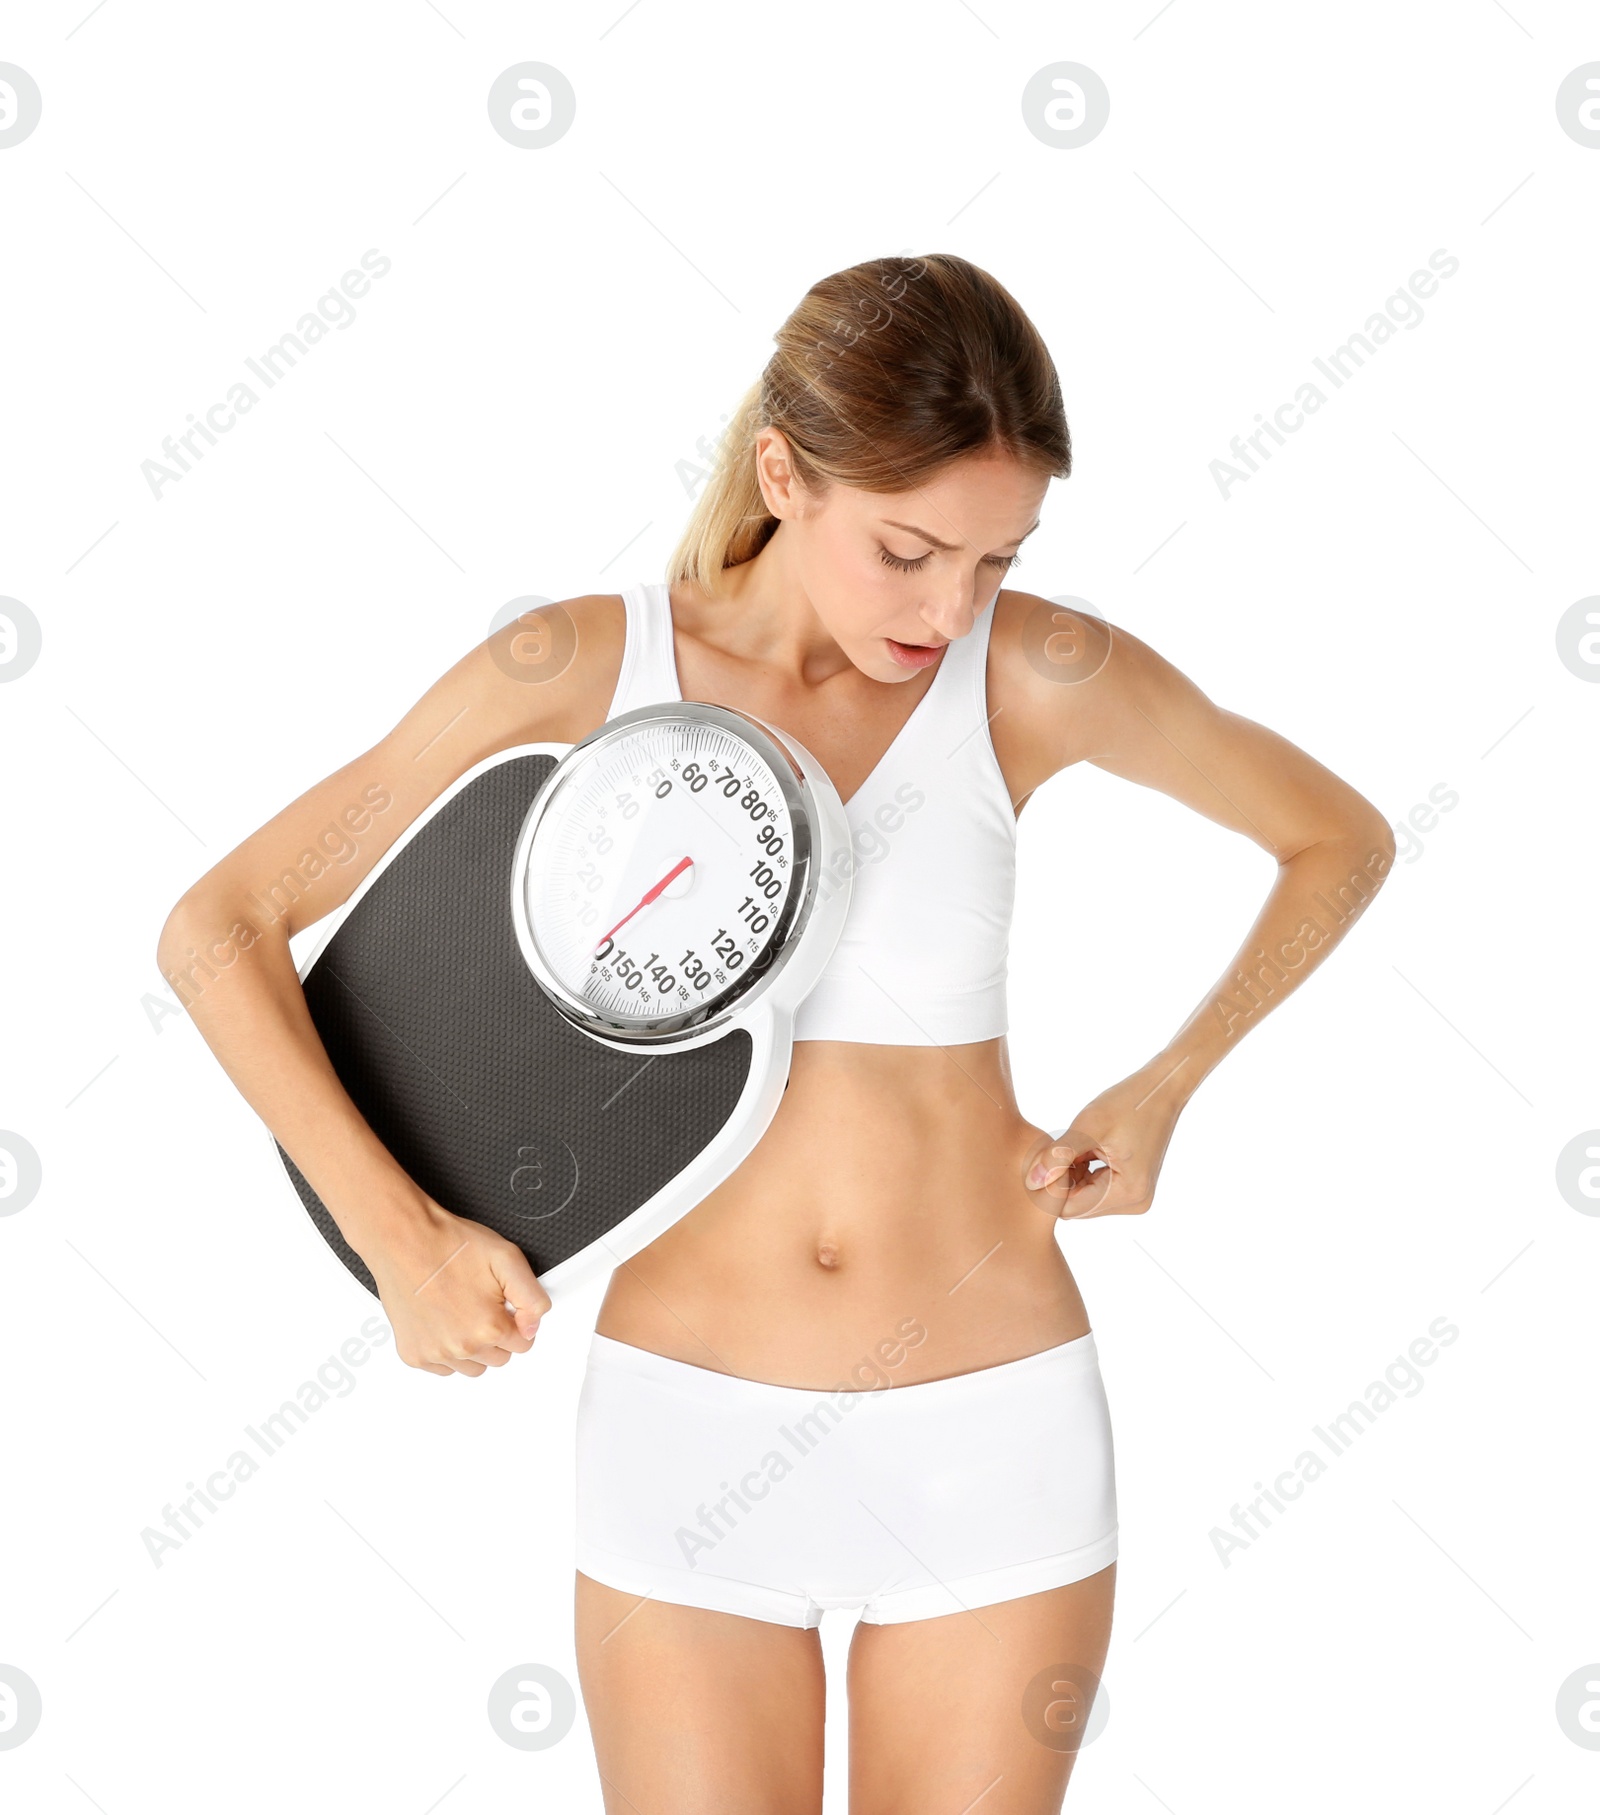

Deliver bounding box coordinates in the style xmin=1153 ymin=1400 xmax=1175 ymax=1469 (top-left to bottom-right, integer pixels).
xmin=606 ymin=581 xmax=1018 ymax=1045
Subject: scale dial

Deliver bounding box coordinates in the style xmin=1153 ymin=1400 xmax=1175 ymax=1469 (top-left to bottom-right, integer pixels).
xmin=511 ymin=703 xmax=817 ymax=1045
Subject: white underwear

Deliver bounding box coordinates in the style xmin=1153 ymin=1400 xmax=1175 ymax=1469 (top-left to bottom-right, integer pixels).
xmin=574 ymin=1329 xmax=1118 ymax=1629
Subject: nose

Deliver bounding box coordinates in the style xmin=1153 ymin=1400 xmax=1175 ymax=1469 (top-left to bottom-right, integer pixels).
xmin=919 ymin=585 xmax=986 ymax=643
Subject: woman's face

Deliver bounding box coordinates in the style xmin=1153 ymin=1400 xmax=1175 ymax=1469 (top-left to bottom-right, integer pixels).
xmin=757 ymin=431 xmax=1051 ymax=681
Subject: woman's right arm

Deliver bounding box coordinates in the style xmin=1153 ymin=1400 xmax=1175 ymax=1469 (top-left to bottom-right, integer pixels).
xmin=156 ymin=597 xmax=624 ymax=1376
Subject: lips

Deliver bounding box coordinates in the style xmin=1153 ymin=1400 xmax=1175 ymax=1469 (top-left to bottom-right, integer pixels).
xmin=884 ymin=634 xmax=949 ymax=670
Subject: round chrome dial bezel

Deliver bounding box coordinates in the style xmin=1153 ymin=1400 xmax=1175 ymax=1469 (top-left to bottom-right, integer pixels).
xmin=509 ymin=701 xmax=823 ymax=1047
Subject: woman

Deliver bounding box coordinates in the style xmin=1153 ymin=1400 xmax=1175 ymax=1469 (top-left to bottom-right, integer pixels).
xmin=159 ymin=252 xmax=1394 ymax=1812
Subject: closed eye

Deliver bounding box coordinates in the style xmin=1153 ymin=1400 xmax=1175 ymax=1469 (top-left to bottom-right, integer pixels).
xmin=878 ymin=546 xmax=1022 ymax=574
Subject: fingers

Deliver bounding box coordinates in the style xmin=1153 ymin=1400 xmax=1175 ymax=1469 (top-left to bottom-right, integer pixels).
xmin=1024 ymin=1135 xmax=1149 ymax=1219
xmin=1026 ymin=1139 xmax=1103 ymax=1199
xmin=1056 ymin=1167 xmax=1152 ymax=1219
xmin=1052 ymin=1147 xmax=1111 ymax=1205
xmin=397 ymin=1306 xmax=539 ymax=1378
xmin=491 ymin=1242 xmax=552 ymax=1342
xmin=1024 ymin=1139 xmax=1077 ymax=1190
xmin=435 ymin=1312 xmax=531 ymax=1373
xmin=385 ymin=1223 xmax=553 ymax=1376
xmin=445 ymin=1335 xmax=539 ymax=1375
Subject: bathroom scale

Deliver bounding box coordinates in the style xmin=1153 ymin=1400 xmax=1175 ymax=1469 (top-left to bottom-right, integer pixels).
xmin=275 ymin=700 xmax=853 ymax=1304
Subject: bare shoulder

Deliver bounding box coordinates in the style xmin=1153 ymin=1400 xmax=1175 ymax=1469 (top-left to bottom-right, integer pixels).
xmin=471 ymin=591 xmax=628 ymax=746
xmin=162 ymin=592 xmax=633 ymax=945
xmin=351 ymin=589 xmax=630 ymax=831
xmin=380 ymin=590 xmax=627 ymax=781
xmin=987 ymin=587 xmax=1390 ymax=856
xmin=986 ymin=586 xmax=1138 ymax=799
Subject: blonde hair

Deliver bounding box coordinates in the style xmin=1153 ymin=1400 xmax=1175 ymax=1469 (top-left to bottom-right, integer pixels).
xmin=668 ymin=252 xmax=1072 ymax=599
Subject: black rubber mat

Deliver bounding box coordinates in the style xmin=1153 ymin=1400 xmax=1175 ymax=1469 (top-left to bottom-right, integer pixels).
xmin=277 ymin=753 xmax=753 ymax=1296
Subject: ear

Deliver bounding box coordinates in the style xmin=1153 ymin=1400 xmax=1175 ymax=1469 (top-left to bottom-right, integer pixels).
xmin=753 ymin=426 xmax=805 ymax=518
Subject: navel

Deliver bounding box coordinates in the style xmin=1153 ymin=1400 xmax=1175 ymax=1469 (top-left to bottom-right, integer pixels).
xmin=815 ymin=1240 xmax=842 ymax=1271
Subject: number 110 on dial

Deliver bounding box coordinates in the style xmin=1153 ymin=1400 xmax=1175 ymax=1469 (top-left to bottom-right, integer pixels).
xmin=518 ymin=714 xmax=804 ymax=1035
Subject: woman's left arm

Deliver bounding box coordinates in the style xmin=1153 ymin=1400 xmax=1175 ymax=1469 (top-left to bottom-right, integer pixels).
xmin=1010 ymin=607 xmax=1397 ymax=1218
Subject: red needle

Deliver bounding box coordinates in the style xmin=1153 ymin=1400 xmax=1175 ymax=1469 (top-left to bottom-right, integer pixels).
xmin=595 ymin=856 xmax=694 ymax=950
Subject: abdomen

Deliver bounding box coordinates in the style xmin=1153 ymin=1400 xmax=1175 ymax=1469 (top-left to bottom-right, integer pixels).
xmin=594 ymin=1040 xmax=1092 ymax=1388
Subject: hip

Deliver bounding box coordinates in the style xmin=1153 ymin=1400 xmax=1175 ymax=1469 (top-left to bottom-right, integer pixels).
xmin=573 ymin=1325 xmax=1118 ymax=1626
xmin=595 ymin=1240 xmax=1091 ymax=1389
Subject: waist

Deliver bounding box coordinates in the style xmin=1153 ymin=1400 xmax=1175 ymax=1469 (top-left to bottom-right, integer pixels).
xmin=791 ymin=968 xmax=1009 ymax=1047
xmin=584 ymin=1326 xmax=1101 ymax=1402
xmin=594 ymin=1039 xmax=1092 ymax=1387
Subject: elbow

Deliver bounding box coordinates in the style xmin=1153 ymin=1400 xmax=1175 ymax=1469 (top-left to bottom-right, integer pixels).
xmin=1358 ymin=806 xmax=1397 ymax=878
xmin=1286 ymin=801 xmax=1395 ymax=876
xmin=1286 ymin=803 xmax=1395 ymax=902
xmin=155 ymin=892 xmax=203 ymax=999
xmin=158 ymin=878 xmax=282 ymax=1005
xmin=156 ymin=887 xmax=239 ymax=1004
xmin=1335 ymin=803 xmax=1396 ymax=910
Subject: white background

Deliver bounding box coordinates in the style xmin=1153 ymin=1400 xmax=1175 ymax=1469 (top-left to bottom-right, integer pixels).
xmin=2 ymin=1 xmax=1597 ymax=1809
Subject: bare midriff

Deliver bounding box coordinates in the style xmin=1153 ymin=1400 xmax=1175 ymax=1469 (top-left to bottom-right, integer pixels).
xmin=593 ymin=1036 xmax=1092 ymax=1390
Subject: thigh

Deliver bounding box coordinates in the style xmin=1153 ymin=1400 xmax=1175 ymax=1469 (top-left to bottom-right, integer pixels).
xmin=575 ymin=1570 xmax=827 ymax=1815
xmin=846 ymin=1563 xmax=1116 ymax=1815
